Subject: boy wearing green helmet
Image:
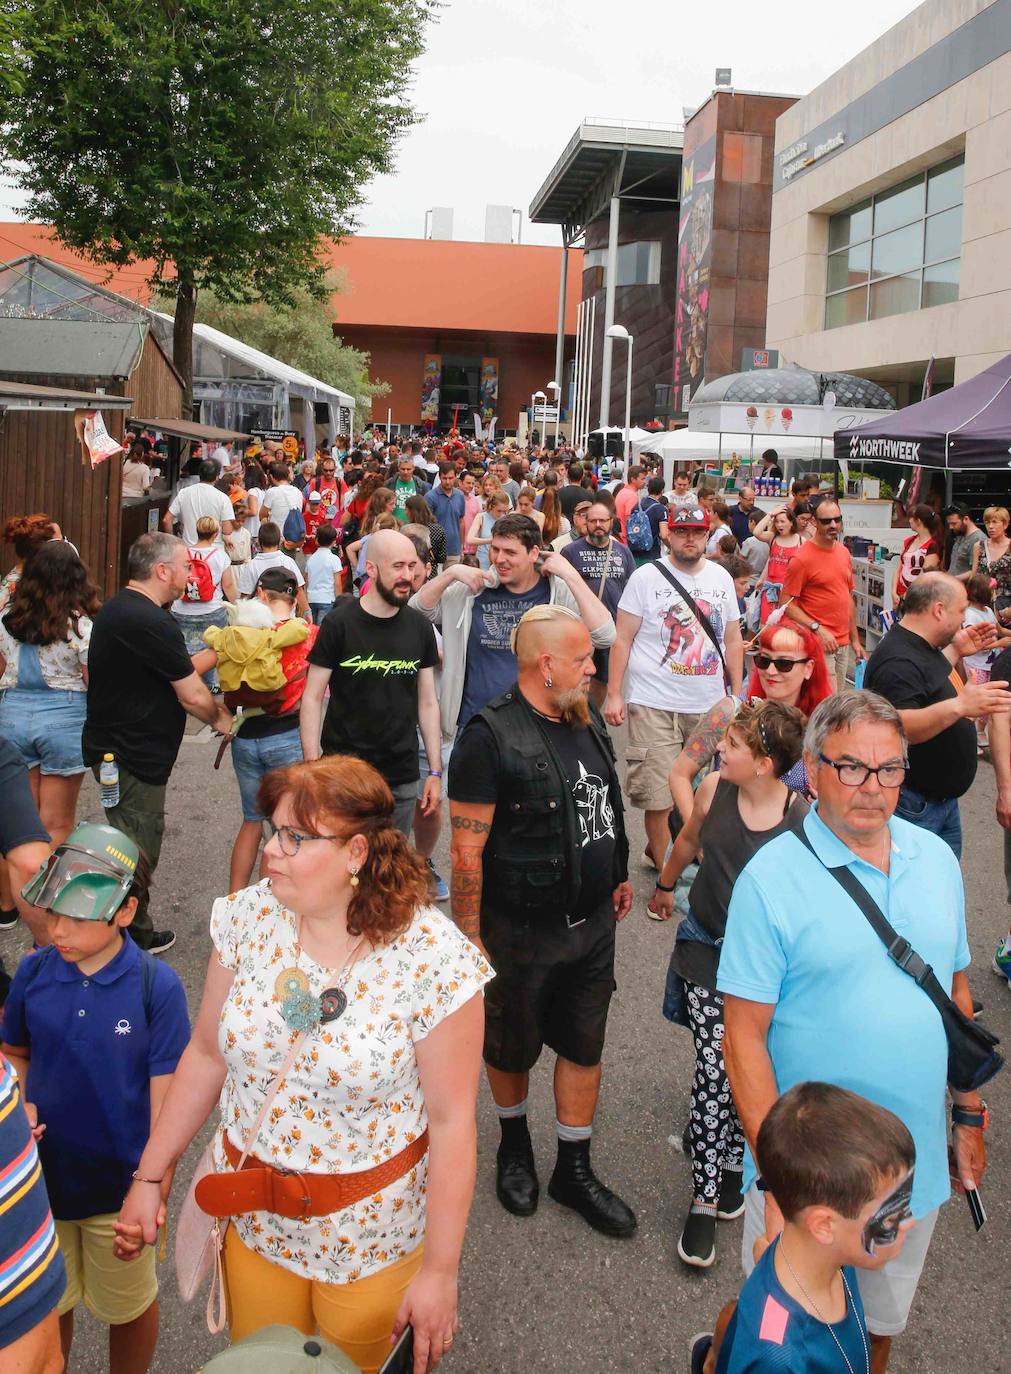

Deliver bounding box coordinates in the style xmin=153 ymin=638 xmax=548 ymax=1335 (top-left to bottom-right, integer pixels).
xmin=1 ymin=823 xmax=190 ymax=1374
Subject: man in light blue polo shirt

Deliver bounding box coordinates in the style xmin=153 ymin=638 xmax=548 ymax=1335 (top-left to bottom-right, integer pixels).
xmin=718 ymin=690 xmax=986 ymax=1373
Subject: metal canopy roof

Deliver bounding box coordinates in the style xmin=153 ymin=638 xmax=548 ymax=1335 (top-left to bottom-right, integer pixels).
xmin=529 ymin=118 xmax=684 ymax=243
xmin=128 ymin=416 xmax=251 ymax=443
xmin=0 ymin=379 xmax=133 ymax=410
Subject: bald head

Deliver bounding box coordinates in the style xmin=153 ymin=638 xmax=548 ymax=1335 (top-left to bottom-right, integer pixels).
xmin=364 ymin=528 xmax=419 ymax=608
xmin=514 ymin=607 xmax=595 ymax=725
xmin=903 ymin=570 xmax=963 ymax=615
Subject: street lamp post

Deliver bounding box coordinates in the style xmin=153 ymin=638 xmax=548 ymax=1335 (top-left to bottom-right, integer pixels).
xmin=531 ymin=389 xmax=546 ymax=446
xmin=606 ymin=324 xmax=633 ymax=474
xmin=547 ymin=380 xmax=561 ymax=450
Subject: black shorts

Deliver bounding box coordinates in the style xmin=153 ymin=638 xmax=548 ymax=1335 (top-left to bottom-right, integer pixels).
xmin=481 ymin=902 xmax=617 ymax=1072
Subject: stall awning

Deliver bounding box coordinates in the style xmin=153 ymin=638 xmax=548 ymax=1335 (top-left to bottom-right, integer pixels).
xmin=128 ymin=416 xmax=251 ymax=443
xmin=0 ymin=380 xmax=134 ymax=411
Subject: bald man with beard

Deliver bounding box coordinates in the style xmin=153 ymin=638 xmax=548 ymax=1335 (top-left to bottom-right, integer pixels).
xmin=301 ymin=528 xmax=443 ymax=835
xmin=447 ymin=604 xmax=636 ymax=1240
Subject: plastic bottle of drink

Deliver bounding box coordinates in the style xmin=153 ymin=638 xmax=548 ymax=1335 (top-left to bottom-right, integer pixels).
xmin=99 ymin=753 xmax=120 ymax=809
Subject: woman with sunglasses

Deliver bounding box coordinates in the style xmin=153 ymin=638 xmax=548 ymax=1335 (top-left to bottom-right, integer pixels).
xmin=750 ymin=507 xmax=803 ymax=625
xmin=650 ymin=703 xmax=808 ymax=1269
xmin=116 ymin=755 xmax=491 ymax=1374
xmin=666 ymin=622 xmax=831 ymax=830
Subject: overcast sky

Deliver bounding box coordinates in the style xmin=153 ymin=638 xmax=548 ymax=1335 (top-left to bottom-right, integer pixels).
xmin=1 ymin=0 xmax=920 ymax=241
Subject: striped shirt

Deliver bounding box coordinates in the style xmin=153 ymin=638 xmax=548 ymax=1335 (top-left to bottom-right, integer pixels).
xmin=0 ymin=1055 xmax=64 ymax=1348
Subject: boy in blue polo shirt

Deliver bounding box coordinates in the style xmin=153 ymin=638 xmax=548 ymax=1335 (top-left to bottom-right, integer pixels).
xmin=690 ymin=1082 xmax=915 ymax=1374
xmin=1 ymin=822 xmax=190 ymax=1374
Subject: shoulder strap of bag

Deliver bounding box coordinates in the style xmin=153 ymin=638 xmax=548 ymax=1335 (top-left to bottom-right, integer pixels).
xmin=794 ymin=826 xmax=960 ymax=1020
xmin=597 ymin=537 xmax=613 ymax=601
xmin=652 ymin=560 xmax=730 ymax=691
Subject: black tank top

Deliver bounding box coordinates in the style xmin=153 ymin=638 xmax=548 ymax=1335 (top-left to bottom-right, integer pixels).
xmin=689 ymin=778 xmax=808 ymax=944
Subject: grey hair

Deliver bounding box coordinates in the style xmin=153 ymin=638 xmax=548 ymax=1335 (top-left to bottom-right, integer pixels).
xmin=128 ymin=531 xmax=182 ymax=581
xmin=803 ymin=689 xmax=905 ymax=760
xmin=902 ymin=571 xmax=962 ymax=616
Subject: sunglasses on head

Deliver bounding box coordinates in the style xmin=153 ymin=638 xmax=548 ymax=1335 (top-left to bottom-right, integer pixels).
xmin=754 ymin=653 xmax=809 ymax=672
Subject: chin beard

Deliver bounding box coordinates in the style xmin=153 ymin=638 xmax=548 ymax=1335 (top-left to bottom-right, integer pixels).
xmin=556 ymin=688 xmax=591 ymax=726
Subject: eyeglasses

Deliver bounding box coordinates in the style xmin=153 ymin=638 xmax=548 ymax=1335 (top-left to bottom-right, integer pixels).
xmin=267 ymin=822 xmax=340 ymax=856
xmin=818 ymin=754 xmax=907 ymax=787
xmin=816 ymin=514 xmax=843 ymax=525
xmin=754 ymin=654 xmax=809 ymax=672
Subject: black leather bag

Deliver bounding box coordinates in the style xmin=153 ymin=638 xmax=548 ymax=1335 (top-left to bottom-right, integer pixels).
xmin=796 ymin=830 xmax=1003 ymax=1092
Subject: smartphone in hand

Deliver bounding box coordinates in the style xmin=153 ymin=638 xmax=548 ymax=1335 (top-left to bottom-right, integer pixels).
xmin=379 ymin=1325 xmax=414 ymax=1374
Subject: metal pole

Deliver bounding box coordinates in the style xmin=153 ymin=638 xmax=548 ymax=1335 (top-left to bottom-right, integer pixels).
xmin=584 ymin=294 xmax=596 ymax=448
xmin=598 ymin=195 xmax=620 ymax=429
xmin=554 ymin=244 xmax=568 ymax=446
xmin=623 ymin=336 xmax=632 ymax=471
xmin=571 ymin=300 xmax=584 ymax=456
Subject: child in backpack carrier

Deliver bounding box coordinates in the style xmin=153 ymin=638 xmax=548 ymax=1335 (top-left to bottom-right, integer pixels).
xmin=1 ymin=824 xmax=190 ymax=1374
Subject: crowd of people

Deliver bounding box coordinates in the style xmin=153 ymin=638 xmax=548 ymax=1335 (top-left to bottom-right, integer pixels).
xmin=0 ymin=428 xmax=1005 ymax=1374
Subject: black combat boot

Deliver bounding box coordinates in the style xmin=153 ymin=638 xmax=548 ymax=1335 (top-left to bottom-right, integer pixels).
xmin=547 ymin=1137 xmax=637 ymax=1238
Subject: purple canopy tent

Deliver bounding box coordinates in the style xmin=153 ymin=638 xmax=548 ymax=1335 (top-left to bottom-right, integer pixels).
xmin=834 ymin=353 xmax=1011 ymax=470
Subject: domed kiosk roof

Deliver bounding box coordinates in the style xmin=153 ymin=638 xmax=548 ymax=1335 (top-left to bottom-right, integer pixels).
xmin=693 ymin=366 xmax=895 ymax=411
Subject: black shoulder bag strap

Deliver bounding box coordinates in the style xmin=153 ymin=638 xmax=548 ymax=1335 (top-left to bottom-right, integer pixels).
xmin=795 ymin=827 xmax=1003 ymax=1091
xmin=652 ymin=560 xmax=731 ymax=693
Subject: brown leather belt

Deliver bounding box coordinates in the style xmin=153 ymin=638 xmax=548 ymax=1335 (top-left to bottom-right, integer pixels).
xmin=196 ymin=1128 xmax=429 ymax=1221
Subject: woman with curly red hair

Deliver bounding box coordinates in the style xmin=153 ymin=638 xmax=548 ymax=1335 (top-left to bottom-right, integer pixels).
xmin=116 ymin=755 xmax=490 ymax=1374
xmin=0 ymin=512 xmax=59 ymax=609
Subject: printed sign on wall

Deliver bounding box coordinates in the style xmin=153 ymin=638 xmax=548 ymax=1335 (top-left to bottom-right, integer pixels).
xmin=421 ymin=355 xmax=442 ymax=424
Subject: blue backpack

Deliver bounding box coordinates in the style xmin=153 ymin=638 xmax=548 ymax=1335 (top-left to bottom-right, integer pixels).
xmin=626 ymin=498 xmax=655 ymax=554
xmin=282 ymin=505 xmax=306 ymax=547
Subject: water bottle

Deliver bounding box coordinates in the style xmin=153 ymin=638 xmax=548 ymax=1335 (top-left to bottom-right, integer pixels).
xmin=99 ymin=753 xmax=120 ymax=810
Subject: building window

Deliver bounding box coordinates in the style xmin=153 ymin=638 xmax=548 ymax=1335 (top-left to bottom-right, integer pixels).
xmin=824 ymin=156 xmax=963 ymax=329
xmin=582 ymin=241 xmax=661 ymax=287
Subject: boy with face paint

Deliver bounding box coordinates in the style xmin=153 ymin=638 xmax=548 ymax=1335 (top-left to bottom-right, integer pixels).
xmin=692 ymin=1082 xmax=914 ymax=1374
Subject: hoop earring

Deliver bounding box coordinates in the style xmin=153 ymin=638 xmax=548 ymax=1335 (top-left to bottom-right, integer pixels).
xmin=544 ymin=677 xmax=553 ymax=688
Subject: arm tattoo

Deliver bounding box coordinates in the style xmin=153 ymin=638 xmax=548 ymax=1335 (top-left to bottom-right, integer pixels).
xmin=450 ymin=815 xmax=492 ymax=834
xmin=450 ymin=845 xmax=484 ymax=938
xmin=684 ymin=700 xmax=735 ymax=769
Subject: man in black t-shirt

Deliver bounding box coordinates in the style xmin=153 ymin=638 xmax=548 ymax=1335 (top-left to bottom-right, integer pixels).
xmin=864 ymin=572 xmax=1010 ymax=857
xmin=448 ymin=604 xmax=635 ymax=1241
xmin=560 ymin=500 xmax=636 ymax=708
xmin=301 ymin=529 xmax=441 ymax=837
xmin=83 ymin=533 xmax=233 ymax=952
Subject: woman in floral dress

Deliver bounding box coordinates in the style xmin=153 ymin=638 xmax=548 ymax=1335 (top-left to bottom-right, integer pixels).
xmin=117 ymin=755 xmax=491 ymax=1373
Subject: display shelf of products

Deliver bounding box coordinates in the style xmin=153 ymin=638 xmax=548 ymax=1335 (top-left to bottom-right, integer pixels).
xmin=852 ymin=556 xmax=895 ymax=654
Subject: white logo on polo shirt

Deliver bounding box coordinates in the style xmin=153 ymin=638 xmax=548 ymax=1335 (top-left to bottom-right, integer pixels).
xmin=114 ymin=1019 xmax=132 ymax=1035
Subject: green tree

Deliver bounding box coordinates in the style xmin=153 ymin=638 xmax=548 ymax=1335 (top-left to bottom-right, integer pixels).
xmin=186 ymin=278 xmax=388 ymax=413
xmin=2 ymin=0 xmax=433 ymax=411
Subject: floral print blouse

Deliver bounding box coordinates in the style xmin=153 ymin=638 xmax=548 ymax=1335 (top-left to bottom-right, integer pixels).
xmin=209 ymin=881 xmax=492 ymax=1283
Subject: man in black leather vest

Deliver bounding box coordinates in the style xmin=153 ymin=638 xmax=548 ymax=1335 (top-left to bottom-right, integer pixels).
xmin=447 ymin=604 xmax=636 ymax=1238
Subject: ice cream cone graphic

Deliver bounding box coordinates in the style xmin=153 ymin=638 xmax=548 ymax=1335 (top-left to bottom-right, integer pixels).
xmin=745 ymin=405 xmax=758 ymax=432
xmin=781 ymin=407 xmax=793 ymax=432
xmin=763 ymin=407 xmax=774 ymax=428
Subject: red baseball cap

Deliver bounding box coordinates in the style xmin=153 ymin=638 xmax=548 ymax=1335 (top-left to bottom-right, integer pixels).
xmin=669 ymin=505 xmax=710 ymax=531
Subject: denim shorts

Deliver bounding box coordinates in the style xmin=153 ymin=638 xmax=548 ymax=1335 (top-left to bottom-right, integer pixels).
xmin=0 ymin=686 xmax=87 ymax=775
xmin=231 ymin=725 xmax=304 ymax=821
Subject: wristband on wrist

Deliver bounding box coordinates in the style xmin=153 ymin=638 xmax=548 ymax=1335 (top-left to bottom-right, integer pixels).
xmin=951 ymin=1102 xmax=988 ymax=1130
xmin=428 ymin=771 xmax=443 ymax=779
xmin=654 ymin=880 xmax=675 ymax=893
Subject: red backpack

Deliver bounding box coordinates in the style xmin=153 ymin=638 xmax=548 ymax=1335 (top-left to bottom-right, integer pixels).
xmin=182 ymin=550 xmax=215 ymax=602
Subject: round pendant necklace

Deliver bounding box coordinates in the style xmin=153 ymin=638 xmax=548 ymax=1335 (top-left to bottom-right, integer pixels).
xmin=778 ymin=1240 xmax=870 ymax=1374
xmin=274 ymin=918 xmax=366 ymax=1033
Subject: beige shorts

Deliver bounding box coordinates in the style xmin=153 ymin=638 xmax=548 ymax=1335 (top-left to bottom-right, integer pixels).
xmin=624 ymin=703 xmax=701 ymax=811
xmin=56 ymin=1213 xmax=158 ymax=1325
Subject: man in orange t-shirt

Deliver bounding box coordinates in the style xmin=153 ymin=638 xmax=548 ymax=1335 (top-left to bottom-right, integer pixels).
xmin=614 ymin=466 xmax=647 ymax=543
xmin=782 ymin=498 xmax=865 ymax=692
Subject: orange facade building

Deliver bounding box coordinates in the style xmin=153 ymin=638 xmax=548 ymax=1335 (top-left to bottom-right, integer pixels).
xmin=0 ymin=224 xmax=583 ymax=431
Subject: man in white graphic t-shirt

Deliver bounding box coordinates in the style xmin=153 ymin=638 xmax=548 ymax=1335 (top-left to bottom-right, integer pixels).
xmin=605 ymin=504 xmax=743 ymax=871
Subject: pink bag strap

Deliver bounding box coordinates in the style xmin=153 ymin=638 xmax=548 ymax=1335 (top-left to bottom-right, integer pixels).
xmin=205 ymin=1030 xmax=307 ymax=1334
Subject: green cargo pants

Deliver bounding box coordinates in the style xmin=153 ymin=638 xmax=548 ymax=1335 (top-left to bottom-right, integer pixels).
xmin=91 ymin=763 xmax=165 ymax=949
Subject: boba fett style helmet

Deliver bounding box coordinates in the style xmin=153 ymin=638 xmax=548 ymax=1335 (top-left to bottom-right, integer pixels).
xmin=22 ymin=822 xmax=140 ymax=923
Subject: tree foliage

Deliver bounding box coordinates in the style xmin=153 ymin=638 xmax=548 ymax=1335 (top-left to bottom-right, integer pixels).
xmin=182 ymin=277 xmax=389 ymax=412
xmin=2 ymin=0 xmax=433 ymax=406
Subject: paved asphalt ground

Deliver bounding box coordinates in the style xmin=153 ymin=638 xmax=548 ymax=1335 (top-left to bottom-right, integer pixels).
xmin=6 ymin=716 xmax=1011 ymax=1374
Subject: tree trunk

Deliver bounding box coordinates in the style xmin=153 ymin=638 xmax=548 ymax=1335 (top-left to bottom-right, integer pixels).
xmin=172 ymin=279 xmax=198 ymax=419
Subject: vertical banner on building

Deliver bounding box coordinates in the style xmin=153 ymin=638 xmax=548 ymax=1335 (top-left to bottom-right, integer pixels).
xmin=338 ymin=405 xmax=352 ymax=436
xmin=479 ymin=357 xmax=499 ymax=421
xmin=672 ymin=133 xmax=716 ymax=420
xmin=421 ymin=354 xmax=442 ymax=426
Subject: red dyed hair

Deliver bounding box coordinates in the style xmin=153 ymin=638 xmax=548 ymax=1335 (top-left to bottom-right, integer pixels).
xmin=747 ymin=621 xmax=832 ymax=718
xmin=258 ymin=755 xmax=431 ymax=943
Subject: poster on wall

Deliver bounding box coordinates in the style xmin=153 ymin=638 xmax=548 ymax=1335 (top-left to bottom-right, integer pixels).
xmin=420 ymin=354 xmax=442 ymax=425
xmin=672 ymin=133 xmax=716 ymax=419
xmin=479 ymin=357 xmax=499 ymax=421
